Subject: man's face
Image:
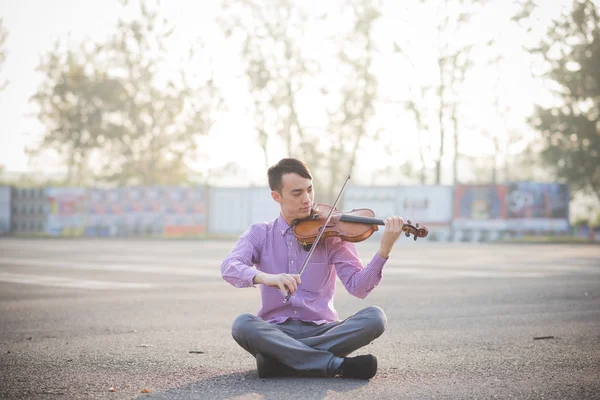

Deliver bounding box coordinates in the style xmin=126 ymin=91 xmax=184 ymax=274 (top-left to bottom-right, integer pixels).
xmin=272 ymin=172 xmax=314 ymax=222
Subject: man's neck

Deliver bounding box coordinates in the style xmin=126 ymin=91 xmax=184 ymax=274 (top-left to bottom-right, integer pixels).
xmin=281 ymin=213 xmax=294 ymax=227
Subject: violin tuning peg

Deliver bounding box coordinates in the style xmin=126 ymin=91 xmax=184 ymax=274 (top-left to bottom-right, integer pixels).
xmin=407 ymin=219 xmax=412 ymax=225
xmin=405 ymin=231 xmax=410 ymax=237
xmin=416 ymin=222 xmax=419 ymax=228
xmin=414 ymin=235 xmax=418 ymax=241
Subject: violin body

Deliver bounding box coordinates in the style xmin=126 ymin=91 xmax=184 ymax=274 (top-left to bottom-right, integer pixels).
xmin=292 ymin=203 xmax=428 ymax=246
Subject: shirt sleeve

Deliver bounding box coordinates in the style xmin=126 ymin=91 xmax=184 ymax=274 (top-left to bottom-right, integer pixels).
xmin=327 ymin=237 xmax=388 ymax=299
xmin=220 ymin=224 xmax=265 ymax=288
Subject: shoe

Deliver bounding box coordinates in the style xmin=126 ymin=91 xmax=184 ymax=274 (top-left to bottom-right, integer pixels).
xmin=255 ymin=353 xmax=298 ymax=378
xmin=339 ymin=354 xmax=378 ymax=379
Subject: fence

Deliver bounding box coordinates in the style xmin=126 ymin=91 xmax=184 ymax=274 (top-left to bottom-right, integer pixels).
xmin=0 ymin=182 xmax=573 ymax=241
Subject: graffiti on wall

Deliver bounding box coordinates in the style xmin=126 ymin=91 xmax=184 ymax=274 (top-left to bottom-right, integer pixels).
xmin=85 ymin=186 xmax=207 ymax=237
xmin=507 ymin=182 xmax=569 ymax=219
xmin=162 ymin=186 xmax=206 ymax=237
xmin=505 ymin=182 xmax=570 ymax=232
xmin=46 ymin=188 xmax=86 ymax=236
xmin=454 ymin=185 xmax=507 ymax=220
xmin=453 ymin=183 xmax=570 ymax=232
xmin=86 ymin=187 xmax=167 ymax=237
xmin=86 ymin=188 xmax=124 ymax=237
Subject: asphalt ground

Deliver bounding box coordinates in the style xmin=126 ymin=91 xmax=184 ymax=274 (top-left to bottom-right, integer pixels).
xmin=0 ymin=238 xmax=599 ymax=400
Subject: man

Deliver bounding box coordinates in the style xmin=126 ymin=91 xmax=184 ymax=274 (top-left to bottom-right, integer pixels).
xmin=221 ymin=158 xmax=404 ymax=379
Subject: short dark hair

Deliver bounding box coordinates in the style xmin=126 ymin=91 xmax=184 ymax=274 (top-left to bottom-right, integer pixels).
xmin=267 ymin=158 xmax=312 ymax=192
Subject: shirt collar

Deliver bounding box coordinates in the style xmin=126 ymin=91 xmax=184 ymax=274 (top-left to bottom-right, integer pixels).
xmin=276 ymin=214 xmax=293 ymax=236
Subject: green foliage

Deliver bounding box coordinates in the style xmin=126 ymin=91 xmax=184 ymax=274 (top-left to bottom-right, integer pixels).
xmin=220 ymin=0 xmax=383 ymax=201
xmin=219 ymin=0 xmax=316 ymax=170
xmin=398 ymin=0 xmax=491 ymax=185
xmin=325 ymin=0 xmax=381 ymax=201
xmin=30 ymin=43 xmax=124 ymax=185
xmin=29 ymin=0 xmax=219 ymax=186
xmin=527 ymin=0 xmax=600 ymax=201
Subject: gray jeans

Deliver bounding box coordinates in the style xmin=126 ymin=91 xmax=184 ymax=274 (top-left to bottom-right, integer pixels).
xmin=231 ymin=306 xmax=387 ymax=377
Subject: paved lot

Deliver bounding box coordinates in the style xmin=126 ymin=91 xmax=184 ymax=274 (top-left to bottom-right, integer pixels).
xmin=0 ymin=238 xmax=599 ymax=399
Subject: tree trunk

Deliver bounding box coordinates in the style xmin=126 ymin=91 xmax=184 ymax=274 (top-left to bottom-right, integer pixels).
xmin=451 ymin=104 xmax=459 ymax=185
xmin=436 ymin=56 xmax=445 ymax=185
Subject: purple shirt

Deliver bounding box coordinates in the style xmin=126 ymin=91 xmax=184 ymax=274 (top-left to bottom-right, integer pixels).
xmin=221 ymin=215 xmax=388 ymax=324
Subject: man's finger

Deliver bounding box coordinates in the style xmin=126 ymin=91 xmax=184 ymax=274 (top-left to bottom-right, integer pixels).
xmin=391 ymin=216 xmax=403 ymax=230
xmin=287 ymin=278 xmax=298 ymax=293
xmin=396 ymin=217 xmax=404 ymax=230
xmin=283 ymin=276 xmax=295 ymax=289
xmin=278 ymin=282 xmax=288 ymax=296
xmin=284 ymin=280 xmax=295 ymax=293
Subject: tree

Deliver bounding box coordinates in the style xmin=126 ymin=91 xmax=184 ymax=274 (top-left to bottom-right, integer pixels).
xmin=405 ymin=87 xmax=432 ymax=184
xmin=448 ymin=46 xmax=474 ymax=185
xmin=524 ymin=0 xmax=600 ymax=201
xmin=483 ymin=53 xmax=529 ymax=184
xmin=324 ymin=0 xmax=381 ymax=201
xmin=220 ymin=0 xmax=384 ymax=200
xmin=219 ymin=0 xmax=317 ymax=170
xmin=0 ymin=18 xmax=8 ymax=92
xmin=30 ymin=42 xmax=124 ymax=185
xmin=29 ymin=0 xmax=219 ymax=185
xmin=394 ymin=0 xmax=491 ymax=185
xmin=99 ymin=0 xmax=218 ymax=185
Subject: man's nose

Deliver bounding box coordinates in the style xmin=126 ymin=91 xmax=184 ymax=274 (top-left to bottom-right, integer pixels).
xmin=303 ymin=192 xmax=311 ymax=203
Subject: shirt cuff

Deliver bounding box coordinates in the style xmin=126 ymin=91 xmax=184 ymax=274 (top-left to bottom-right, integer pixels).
xmin=362 ymin=252 xmax=388 ymax=294
xmin=242 ymin=268 xmax=261 ymax=288
xmin=370 ymin=253 xmax=388 ymax=271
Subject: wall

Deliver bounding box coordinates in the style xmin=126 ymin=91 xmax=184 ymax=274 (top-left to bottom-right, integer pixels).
xmin=4 ymin=182 xmax=574 ymax=241
xmin=0 ymin=186 xmax=11 ymax=234
xmin=207 ymin=186 xmax=279 ymax=235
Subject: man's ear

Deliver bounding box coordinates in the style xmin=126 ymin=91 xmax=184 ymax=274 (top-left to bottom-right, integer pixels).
xmin=271 ymin=190 xmax=282 ymax=204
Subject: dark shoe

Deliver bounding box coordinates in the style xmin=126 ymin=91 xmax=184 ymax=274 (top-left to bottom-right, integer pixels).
xmin=339 ymin=354 xmax=378 ymax=379
xmin=255 ymin=353 xmax=298 ymax=378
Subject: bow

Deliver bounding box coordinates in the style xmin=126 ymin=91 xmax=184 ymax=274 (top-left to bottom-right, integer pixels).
xmin=283 ymin=174 xmax=351 ymax=303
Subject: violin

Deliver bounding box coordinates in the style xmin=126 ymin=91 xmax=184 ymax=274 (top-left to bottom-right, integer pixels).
xmin=292 ymin=203 xmax=429 ymax=246
xmin=283 ymin=175 xmax=427 ymax=303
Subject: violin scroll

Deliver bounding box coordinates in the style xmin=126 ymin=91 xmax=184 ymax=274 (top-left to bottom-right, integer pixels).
xmin=403 ymin=219 xmax=429 ymax=241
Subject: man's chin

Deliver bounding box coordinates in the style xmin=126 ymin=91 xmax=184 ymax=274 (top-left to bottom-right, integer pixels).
xmin=298 ymin=210 xmax=312 ymax=219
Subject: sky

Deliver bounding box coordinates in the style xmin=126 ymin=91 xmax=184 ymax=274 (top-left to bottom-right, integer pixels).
xmin=0 ymin=0 xmax=571 ymax=186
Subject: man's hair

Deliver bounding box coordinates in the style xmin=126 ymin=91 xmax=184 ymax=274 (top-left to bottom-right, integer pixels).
xmin=267 ymin=158 xmax=312 ymax=193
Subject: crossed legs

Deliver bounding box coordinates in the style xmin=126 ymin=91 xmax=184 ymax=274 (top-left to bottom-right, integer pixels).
xmin=231 ymin=306 xmax=387 ymax=377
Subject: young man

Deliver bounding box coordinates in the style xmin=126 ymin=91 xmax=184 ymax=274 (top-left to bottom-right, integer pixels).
xmin=221 ymin=158 xmax=404 ymax=379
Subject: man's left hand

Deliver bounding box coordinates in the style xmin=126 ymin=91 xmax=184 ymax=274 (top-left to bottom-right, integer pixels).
xmin=377 ymin=216 xmax=404 ymax=259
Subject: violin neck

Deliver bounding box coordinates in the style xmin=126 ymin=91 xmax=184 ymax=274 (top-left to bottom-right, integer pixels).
xmin=339 ymin=214 xmax=385 ymax=226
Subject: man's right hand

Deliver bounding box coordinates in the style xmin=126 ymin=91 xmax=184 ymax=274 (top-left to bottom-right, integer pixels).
xmin=253 ymin=273 xmax=301 ymax=296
